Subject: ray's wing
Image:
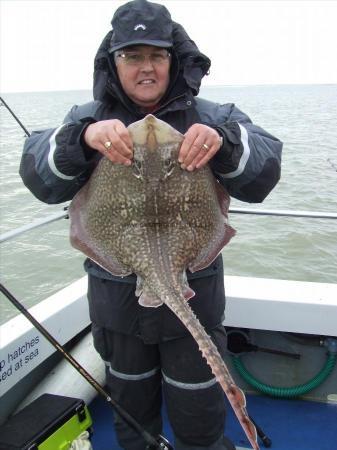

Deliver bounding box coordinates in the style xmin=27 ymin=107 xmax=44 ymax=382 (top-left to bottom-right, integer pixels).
xmin=188 ymin=175 xmax=236 ymax=273
xmin=69 ymin=179 xmax=131 ymax=277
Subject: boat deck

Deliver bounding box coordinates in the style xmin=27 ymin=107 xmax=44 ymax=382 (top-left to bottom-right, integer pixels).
xmin=89 ymin=393 xmax=337 ymax=450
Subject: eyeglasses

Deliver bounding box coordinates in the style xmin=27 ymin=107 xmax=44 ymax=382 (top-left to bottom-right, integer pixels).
xmin=115 ymin=50 xmax=171 ymax=66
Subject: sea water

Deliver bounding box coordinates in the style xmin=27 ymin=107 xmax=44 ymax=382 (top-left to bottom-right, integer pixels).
xmin=1 ymin=84 xmax=336 ymax=324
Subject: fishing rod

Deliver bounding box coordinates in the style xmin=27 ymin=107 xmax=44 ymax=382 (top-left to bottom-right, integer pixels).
xmin=0 ymin=282 xmax=173 ymax=450
xmin=0 ymin=96 xmax=30 ymax=137
xmin=1 ymin=288 xmax=273 ymax=450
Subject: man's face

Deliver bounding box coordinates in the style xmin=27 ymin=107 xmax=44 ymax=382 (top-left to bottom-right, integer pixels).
xmin=115 ymin=45 xmax=171 ymax=109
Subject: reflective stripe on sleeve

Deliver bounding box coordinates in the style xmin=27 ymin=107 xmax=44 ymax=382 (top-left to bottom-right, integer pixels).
xmin=104 ymin=361 xmax=160 ymax=381
xmin=221 ymin=123 xmax=250 ymax=179
xmin=162 ymin=371 xmax=217 ymax=390
xmin=48 ymin=124 xmax=76 ymax=180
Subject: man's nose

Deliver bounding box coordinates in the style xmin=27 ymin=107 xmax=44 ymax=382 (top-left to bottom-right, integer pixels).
xmin=140 ymin=55 xmax=155 ymax=70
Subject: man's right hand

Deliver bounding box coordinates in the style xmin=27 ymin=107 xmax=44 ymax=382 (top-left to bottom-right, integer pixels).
xmin=83 ymin=119 xmax=133 ymax=166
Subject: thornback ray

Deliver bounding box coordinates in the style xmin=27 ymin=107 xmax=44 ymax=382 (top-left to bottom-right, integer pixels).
xmin=69 ymin=115 xmax=259 ymax=450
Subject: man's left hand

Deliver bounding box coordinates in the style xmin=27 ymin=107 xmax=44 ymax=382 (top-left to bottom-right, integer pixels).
xmin=178 ymin=124 xmax=222 ymax=171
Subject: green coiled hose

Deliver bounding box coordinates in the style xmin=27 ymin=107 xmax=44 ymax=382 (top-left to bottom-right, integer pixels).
xmin=232 ymin=352 xmax=337 ymax=398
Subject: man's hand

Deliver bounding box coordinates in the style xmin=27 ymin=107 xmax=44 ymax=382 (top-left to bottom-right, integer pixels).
xmin=83 ymin=119 xmax=133 ymax=166
xmin=179 ymin=124 xmax=223 ymax=171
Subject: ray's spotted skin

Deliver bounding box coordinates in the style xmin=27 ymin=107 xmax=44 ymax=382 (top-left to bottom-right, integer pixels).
xmin=69 ymin=115 xmax=259 ymax=450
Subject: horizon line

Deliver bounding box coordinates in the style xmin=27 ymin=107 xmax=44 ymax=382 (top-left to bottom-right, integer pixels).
xmin=2 ymin=82 xmax=336 ymax=96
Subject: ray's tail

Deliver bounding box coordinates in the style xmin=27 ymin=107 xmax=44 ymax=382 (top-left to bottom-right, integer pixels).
xmin=165 ymin=291 xmax=259 ymax=450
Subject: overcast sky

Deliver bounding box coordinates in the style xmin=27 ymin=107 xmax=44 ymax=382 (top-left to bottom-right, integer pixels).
xmin=1 ymin=0 xmax=337 ymax=93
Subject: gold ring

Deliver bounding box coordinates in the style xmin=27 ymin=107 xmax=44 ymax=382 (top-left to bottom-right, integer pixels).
xmin=104 ymin=141 xmax=112 ymax=150
xmin=201 ymin=143 xmax=210 ymax=151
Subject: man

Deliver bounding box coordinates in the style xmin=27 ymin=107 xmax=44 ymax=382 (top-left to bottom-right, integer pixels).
xmin=19 ymin=1 xmax=282 ymax=449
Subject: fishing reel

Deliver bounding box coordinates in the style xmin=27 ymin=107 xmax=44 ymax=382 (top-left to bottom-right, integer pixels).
xmin=147 ymin=434 xmax=174 ymax=450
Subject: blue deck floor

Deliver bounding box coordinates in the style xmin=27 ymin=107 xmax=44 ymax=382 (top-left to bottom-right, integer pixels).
xmin=89 ymin=393 xmax=337 ymax=450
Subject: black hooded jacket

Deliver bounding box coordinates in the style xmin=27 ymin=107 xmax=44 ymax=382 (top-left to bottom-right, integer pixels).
xmin=19 ymin=23 xmax=282 ymax=341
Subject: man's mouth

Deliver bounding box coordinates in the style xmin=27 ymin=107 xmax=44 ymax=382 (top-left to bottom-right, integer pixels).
xmin=138 ymin=79 xmax=156 ymax=85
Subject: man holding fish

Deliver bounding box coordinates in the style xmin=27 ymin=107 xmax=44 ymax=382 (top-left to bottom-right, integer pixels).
xmin=20 ymin=1 xmax=282 ymax=449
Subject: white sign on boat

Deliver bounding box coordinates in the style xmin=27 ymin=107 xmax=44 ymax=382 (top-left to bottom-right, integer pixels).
xmin=0 ymin=277 xmax=89 ymax=396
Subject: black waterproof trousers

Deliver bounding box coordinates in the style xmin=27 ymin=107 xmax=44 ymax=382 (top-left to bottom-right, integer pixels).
xmin=88 ymin=255 xmax=235 ymax=450
xmin=92 ymin=322 xmax=236 ymax=450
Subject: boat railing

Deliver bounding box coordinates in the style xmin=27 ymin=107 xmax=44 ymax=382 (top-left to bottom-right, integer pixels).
xmin=1 ymin=206 xmax=336 ymax=244
xmin=0 ymin=209 xmax=69 ymax=244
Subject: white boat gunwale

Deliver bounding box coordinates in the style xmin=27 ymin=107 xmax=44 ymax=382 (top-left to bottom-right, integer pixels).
xmin=1 ymin=273 xmax=336 ymax=399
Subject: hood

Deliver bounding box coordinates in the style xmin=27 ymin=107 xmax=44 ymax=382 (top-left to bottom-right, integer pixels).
xmin=93 ymin=21 xmax=211 ymax=104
